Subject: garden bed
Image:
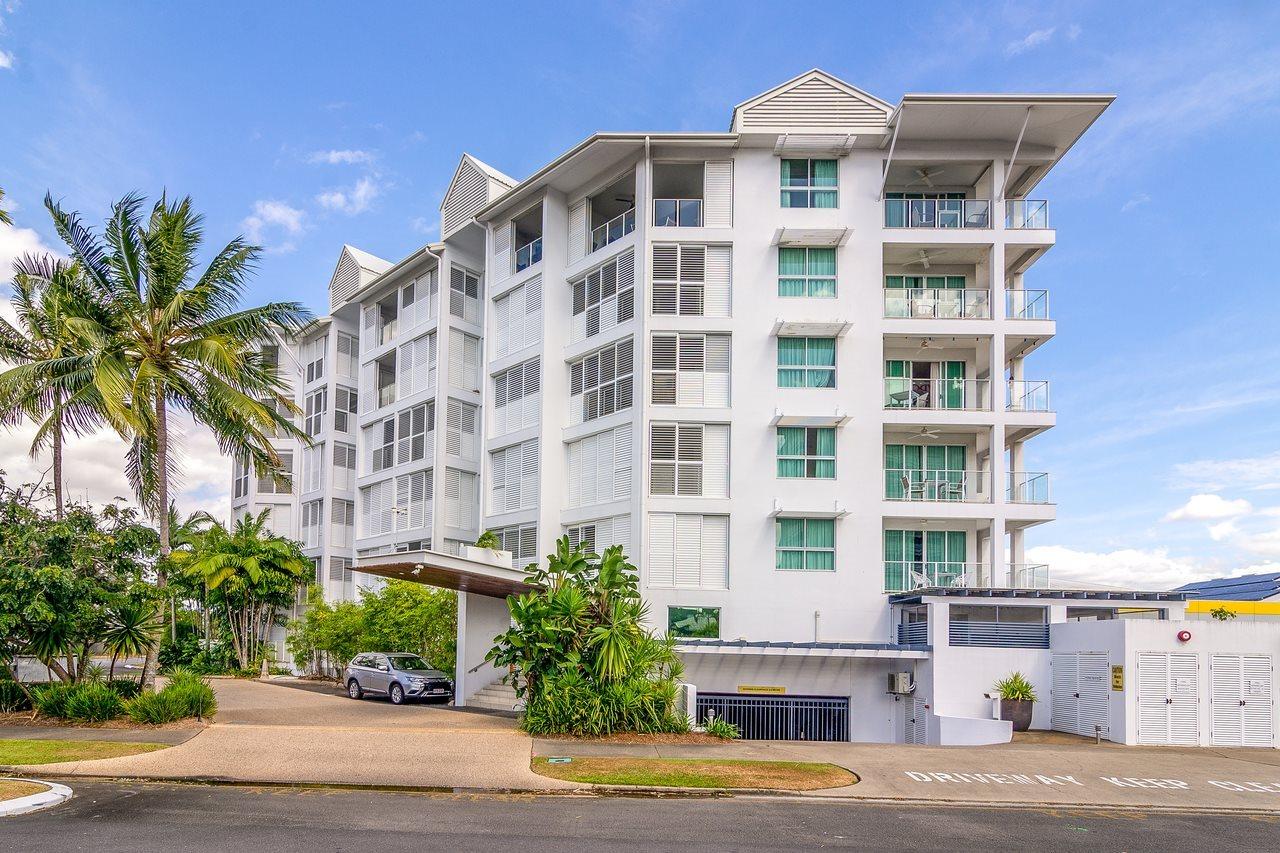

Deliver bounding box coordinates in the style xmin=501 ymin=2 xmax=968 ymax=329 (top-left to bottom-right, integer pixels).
xmin=0 ymin=712 xmax=206 ymax=731
xmin=532 ymin=756 xmax=856 ymax=790
xmin=0 ymin=779 xmax=49 ymax=800
xmin=536 ymin=731 xmax=731 ymax=745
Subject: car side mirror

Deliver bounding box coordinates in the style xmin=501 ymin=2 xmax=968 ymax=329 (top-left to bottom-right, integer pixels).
xmin=378 ymin=665 xmax=389 ymax=672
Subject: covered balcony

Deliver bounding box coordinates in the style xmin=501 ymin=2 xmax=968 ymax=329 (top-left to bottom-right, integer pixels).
xmin=652 ymin=162 xmax=703 ymax=227
xmin=1005 ymin=199 xmax=1049 ymax=229
xmin=883 ymin=335 xmax=993 ymax=413
xmin=588 ymin=172 xmax=636 ymax=254
xmin=1006 ymin=379 xmax=1050 ymax=412
xmin=512 ymin=203 xmax=543 ymax=273
xmin=882 ymin=524 xmax=1051 ymax=593
xmin=882 ymin=245 xmax=991 ymax=320
xmin=881 ymin=161 xmax=995 ymax=229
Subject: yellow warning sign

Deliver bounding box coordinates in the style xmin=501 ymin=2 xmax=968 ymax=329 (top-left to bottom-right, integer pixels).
xmin=1111 ymin=665 xmax=1124 ymax=691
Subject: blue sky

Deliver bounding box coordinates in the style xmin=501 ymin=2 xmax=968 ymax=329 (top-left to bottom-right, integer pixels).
xmin=2 ymin=1 xmax=1279 ymax=588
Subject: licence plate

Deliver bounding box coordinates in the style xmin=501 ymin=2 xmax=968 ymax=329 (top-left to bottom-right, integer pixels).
xmin=431 ymin=688 xmax=446 ymax=694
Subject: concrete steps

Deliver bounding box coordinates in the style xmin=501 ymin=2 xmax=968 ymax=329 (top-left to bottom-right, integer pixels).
xmin=467 ymin=681 xmax=523 ymax=713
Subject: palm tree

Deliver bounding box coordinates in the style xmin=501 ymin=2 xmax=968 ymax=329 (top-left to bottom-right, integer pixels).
xmin=0 ymin=187 xmax=12 ymax=226
xmin=0 ymin=255 xmax=106 ymax=518
xmin=44 ymin=191 xmax=310 ymax=686
xmin=102 ymin=599 xmax=163 ymax=682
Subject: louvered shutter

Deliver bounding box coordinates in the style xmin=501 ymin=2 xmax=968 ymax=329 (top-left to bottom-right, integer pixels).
xmin=398 ymin=338 xmax=416 ymax=397
xmin=446 ymin=399 xmax=463 ymax=457
xmin=568 ymin=200 xmax=587 ymax=263
xmin=362 ymin=305 xmax=377 ymax=353
xmin=523 ymin=276 xmax=542 ymax=348
xmin=703 ymin=161 xmax=733 ymax=228
xmin=676 ymin=335 xmax=706 ymax=406
xmin=651 ymin=335 xmax=677 ymax=405
xmin=678 ymin=245 xmax=705 ymax=316
xmin=1051 ymin=654 xmax=1078 ymax=735
xmin=700 ymin=515 xmax=729 ymax=588
xmin=648 ymin=514 xmax=675 ymax=586
xmin=705 ymin=335 xmax=731 ymax=406
xmin=520 ymin=439 xmax=539 ymax=511
xmin=673 ymin=515 xmax=702 ymax=587
xmin=493 ymin=223 xmax=511 ymax=281
xmin=400 ymin=282 xmax=416 ymax=330
xmin=361 ymin=361 xmax=376 ymax=411
xmin=703 ymin=424 xmax=729 ymax=498
xmin=522 ymin=358 xmax=541 ymax=430
xmin=613 ymin=424 xmax=632 ymax=499
xmin=448 ymin=330 xmax=464 ymax=389
xmin=705 ymin=246 xmax=732 ymax=317
xmin=493 ymin=290 xmax=511 ymax=358
xmin=651 ymin=245 xmax=678 ymax=315
xmin=650 ymin=423 xmax=677 ymax=496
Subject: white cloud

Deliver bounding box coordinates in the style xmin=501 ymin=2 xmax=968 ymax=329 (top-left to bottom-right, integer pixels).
xmin=0 ymin=49 xmax=13 ymax=70
xmin=1027 ymin=544 xmax=1217 ymax=590
xmin=316 ymin=177 xmax=381 ymax=215
xmin=1065 ymin=23 xmax=1082 ymax=41
xmin=0 ymin=221 xmax=61 ymax=278
xmin=1172 ymin=452 xmax=1280 ymax=492
xmin=1120 ymin=192 xmax=1150 ymax=212
xmin=1005 ymin=27 xmax=1055 ymax=56
xmin=240 ymin=200 xmax=305 ymax=254
xmin=1207 ymin=520 xmax=1239 ymax=542
xmin=307 ymin=149 xmax=374 ymax=166
xmin=1163 ymin=493 xmax=1253 ymax=522
xmin=410 ymin=216 xmax=437 ymax=237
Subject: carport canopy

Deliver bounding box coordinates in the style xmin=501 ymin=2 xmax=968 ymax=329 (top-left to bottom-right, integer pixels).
xmin=355 ymin=548 xmax=534 ymax=599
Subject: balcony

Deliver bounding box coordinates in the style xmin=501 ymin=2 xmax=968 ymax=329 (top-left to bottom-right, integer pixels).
xmin=652 ymin=162 xmax=705 ymax=227
xmin=950 ymin=620 xmax=1049 ymax=649
xmin=885 ymin=469 xmax=990 ymax=502
xmin=1007 ymin=380 xmax=1050 ymax=412
xmin=1005 ymin=199 xmax=1049 ymax=229
xmin=511 ymin=203 xmax=543 ymax=273
xmin=884 ymin=378 xmax=990 ymax=411
xmin=896 ymin=621 xmax=928 ymax=645
xmin=885 ymin=198 xmax=991 ymax=229
xmin=653 ymin=198 xmax=702 ymax=227
xmin=884 ymin=288 xmax=990 ymax=319
xmin=514 ymin=237 xmax=542 ymax=273
xmin=1006 ymin=289 xmax=1050 ymax=320
xmin=591 ymin=208 xmax=635 ymax=252
xmin=1007 ymin=472 xmax=1051 ymax=504
xmin=885 ymin=561 xmax=1051 ymax=593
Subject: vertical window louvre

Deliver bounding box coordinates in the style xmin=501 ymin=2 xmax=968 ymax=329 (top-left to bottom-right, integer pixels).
xmin=301 ymin=499 xmax=323 ymax=549
xmin=449 ymin=329 xmax=481 ymax=391
xmin=566 ymin=515 xmax=631 ymax=557
xmin=648 ymin=423 xmax=727 ymax=497
xmin=567 ymin=424 xmax=632 ymax=508
xmin=492 ymin=357 xmax=540 ymax=436
xmin=328 ymin=557 xmax=352 ymax=583
xmin=450 ymin=266 xmax=480 ymax=324
xmin=331 ymin=499 xmax=355 ymax=548
xmin=232 ymin=458 xmax=249 ymax=500
xmin=493 ymin=277 xmax=543 ymax=357
xmin=303 ymin=336 xmax=326 ymax=383
xmin=334 ymin=386 xmax=357 ymax=433
xmin=444 ymin=469 xmax=477 ymax=529
xmin=446 ymin=398 xmax=478 ymax=460
xmin=302 ymin=443 xmax=325 ymax=492
xmin=490 ymin=439 xmax=539 ymax=513
xmin=256 ymin=451 xmax=293 ymax=495
xmin=569 ymin=338 xmax=634 ymax=425
xmin=337 ymin=332 xmax=359 ymax=378
xmin=491 ymin=523 xmax=538 ymax=564
xmin=394 ymin=469 xmax=431 ymax=531
xmin=650 ymin=333 xmax=731 ymax=407
xmin=334 ymin=442 xmax=356 ymax=491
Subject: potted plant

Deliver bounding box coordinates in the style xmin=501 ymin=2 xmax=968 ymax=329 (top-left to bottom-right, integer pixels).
xmin=993 ymin=671 xmax=1037 ymax=732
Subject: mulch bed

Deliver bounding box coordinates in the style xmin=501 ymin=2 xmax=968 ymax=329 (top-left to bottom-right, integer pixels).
xmin=536 ymin=731 xmax=730 ymax=745
xmin=0 ymin=712 xmax=206 ymax=731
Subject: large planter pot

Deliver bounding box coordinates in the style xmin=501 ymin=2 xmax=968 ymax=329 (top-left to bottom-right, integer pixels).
xmin=999 ymin=698 xmax=1033 ymax=732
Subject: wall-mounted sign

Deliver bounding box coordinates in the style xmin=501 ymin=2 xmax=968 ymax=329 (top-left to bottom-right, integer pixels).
xmin=1111 ymin=665 xmax=1124 ymax=691
xmin=737 ymin=685 xmax=786 ymax=695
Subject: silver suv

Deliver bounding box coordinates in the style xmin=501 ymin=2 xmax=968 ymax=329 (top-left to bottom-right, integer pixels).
xmin=344 ymin=652 xmax=454 ymax=705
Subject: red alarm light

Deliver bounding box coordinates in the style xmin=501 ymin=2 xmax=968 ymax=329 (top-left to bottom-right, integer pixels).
xmin=1176 ymin=630 xmax=1192 ymax=643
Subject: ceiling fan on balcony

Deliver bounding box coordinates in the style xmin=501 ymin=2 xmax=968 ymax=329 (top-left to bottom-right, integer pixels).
xmin=913 ymin=426 xmax=945 ymax=441
xmin=903 ymin=249 xmax=946 ymax=269
xmin=907 ymin=167 xmax=946 ymax=187
xmin=913 ymin=338 xmax=942 ymax=356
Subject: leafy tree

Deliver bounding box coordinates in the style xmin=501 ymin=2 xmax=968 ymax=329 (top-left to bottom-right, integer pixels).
xmin=102 ymin=598 xmax=163 ymax=681
xmin=0 ymin=187 xmax=11 ymax=226
xmin=1210 ymin=605 xmax=1238 ymax=621
xmin=359 ymin=582 xmax=456 ymax=675
xmin=43 ymin=191 xmax=310 ymax=685
xmin=288 ymin=589 xmax=367 ymax=678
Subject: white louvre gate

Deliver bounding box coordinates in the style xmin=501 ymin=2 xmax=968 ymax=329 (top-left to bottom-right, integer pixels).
xmin=904 ymin=696 xmax=927 ymax=744
xmin=1137 ymin=652 xmax=1199 ymax=746
xmin=1211 ymin=654 xmax=1274 ymax=747
xmin=1051 ymin=653 xmax=1110 ymax=738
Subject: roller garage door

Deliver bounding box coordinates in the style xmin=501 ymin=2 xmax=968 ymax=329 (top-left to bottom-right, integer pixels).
xmin=1210 ymin=654 xmax=1274 ymax=747
xmin=1051 ymin=652 xmax=1110 ymax=738
xmin=696 ymin=693 xmax=849 ymax=741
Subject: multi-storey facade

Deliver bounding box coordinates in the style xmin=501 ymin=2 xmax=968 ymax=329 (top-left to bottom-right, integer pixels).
xmin=234 ymin=71 xmax=1152 ymax=742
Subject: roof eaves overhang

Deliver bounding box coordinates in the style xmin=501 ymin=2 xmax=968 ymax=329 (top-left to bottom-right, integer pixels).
xmin=355 ymin=548 xmax=534 ymax=599
xmin=340 ymin=242 xmax=444 ymax=308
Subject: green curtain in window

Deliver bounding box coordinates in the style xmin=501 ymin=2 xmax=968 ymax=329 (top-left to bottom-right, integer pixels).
xmin=807 ymin=338 xmax=835 ymax=366
xmin=945 ymin=275 xmax=965 ymax=290
xmin=925 ymin=275 xmax=945 ymax=290
xmin=777 ymin=338 xmax=805 ymax=387
xmin=809 ymin=278 xmax=836 ymax=298
xmin=885 ymin=444 xmax=904 ymax=498
xmin=812 ymin=190 xmax=837 ymax=209
xmin=777 ymin=518 xmax=804 ymax=547
xmin=812 ymin=160 xmax=837 ymax=186
xmin=778 ymin=248 xmax=806 ymax=275
xmin=807 ymin=549 xmax=835 ymax=571
xmin=885 ymin=275 xmax=905 ymax=289
xmin=806 ymin=519 xmax=834 ymax=547
xmin=885 ymin=359 xmax=907 ymax=407
xmin=884 ymin=529 xmax=905 ymax=590
xmin=926 ymin=530 xmax=946 ymax=567
xmin=778 ymin=427 xmax=804 ymax=455
xmin=945 ymin=360 xmax=965 ymax=409
xmin=813 ymin=428 xmax=835 ymax=456
xmin=946 ymin=530 xmax=967 ymax=579
xmin=925 ymin=446 xmax=947 ymax=498
xmin=808 ymin=248 xmax=836 ymax=276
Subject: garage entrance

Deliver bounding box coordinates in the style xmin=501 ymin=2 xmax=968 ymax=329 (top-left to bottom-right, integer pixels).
xmin=697 ymin=693 xmax=849 ymax=741
xmin=1051 ymin=652 xmax=1110 ymax=738
xmin=1210 ymin=653 xmax=1274 ymax=747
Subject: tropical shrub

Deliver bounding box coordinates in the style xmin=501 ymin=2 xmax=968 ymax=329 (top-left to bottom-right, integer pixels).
xmin=126 ymin=670 xmax=216 ymax=723
xmin=0 ymin=680 xmax=31 ymax=712
xmin=703 ymin=714 xmax=741 ymax=740
xmin=993 ymin=671 xmax=1038 ymax=702
xmin=125 ymin=689 xmax=186 ymax=724
xmin=32 ymin=681 xmax=125 ymax=722
xmin=108 ymin=679 xmax=141 ymax=700
xmin=487 ymin=537 xmax=689 ymax=737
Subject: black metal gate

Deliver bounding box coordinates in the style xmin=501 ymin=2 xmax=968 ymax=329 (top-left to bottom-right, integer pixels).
xmin=696 ymin=693 xmax=849 ymax=741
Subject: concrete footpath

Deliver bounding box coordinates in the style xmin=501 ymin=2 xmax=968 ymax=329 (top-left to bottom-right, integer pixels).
xmin=534 ymin=732 xmax=1280 ymax=811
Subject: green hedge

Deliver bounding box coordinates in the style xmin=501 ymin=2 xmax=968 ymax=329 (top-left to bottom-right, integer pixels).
xmin=127 ymin=670 xmax=216 ymax=723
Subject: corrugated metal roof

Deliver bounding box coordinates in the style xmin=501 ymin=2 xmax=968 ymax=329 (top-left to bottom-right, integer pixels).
xmin=1176 ymin=572 xmax=1280 ymax=601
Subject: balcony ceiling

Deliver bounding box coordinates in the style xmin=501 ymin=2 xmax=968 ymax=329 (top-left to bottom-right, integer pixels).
xmin=884 ymin=244 xmax=989 ymax=266
xmin=884 ymin=161 xmax=991 ymax=189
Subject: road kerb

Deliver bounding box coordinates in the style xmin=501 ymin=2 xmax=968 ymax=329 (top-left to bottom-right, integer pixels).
xmin=0 ymin=779 xmax=73 ymax=817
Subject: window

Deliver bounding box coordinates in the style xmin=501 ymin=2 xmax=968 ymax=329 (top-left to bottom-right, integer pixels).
xmin=883 ymin=444 xmax=967 ymax=500
xmin=567 ymin=424 xmax=632 ymax=508
xmin=449 ymin=266 xmax=480 ymax=324
xmin=331 ymin=499 xmax=355 ymax=548
xmin=493 ymin=277 xmax=542 ymax=357
xmin=650 ymin=245 xmax=730 ymax=317
xmin=492 ymin=358 xmax=539 ymax=436
xmin=396 ymin=403 xmax=432 ymax=465
xmin=781 ymin=159 xmax=837 ymax=208
xmin=302 ymin=443 xmax=325 ymax=492
xmin=489 ymin=524 xmax=537 ymax=564
xmin=883 ymin=529 xmax=967 ymax=590
xmin=328 ymin=557 xmax=353 ymax=584
xmin=649 ymin=423 xmax=728 ymax=498
xmin=569 ymin=338 xmax=634 ymax=425
xmin=777 ymin=427 xmax=835 ymax=479
xmin=334 ymin=386 xmax=357 ymax=433
xmin=647 ymin=513 xmax=728 ymax=589
xmin=233 ymin=458 xmax=249 ymax=500
xmin=304 ymin=388 xmax=327 ymax=436
xmin=776 ymin=518 xmax=835 ymax=571
xmin=337 ymin=333 xmax=359 ymax=379
xmin=303 ymin=336 xmax=325 ymax=383
xmin=445 ymin=399 xmax=477 ymax=460
xmin=360 ymin=479 xmax=394 ymax=537
xmin=572 ymin=252 xmax=635 ymax=342
xmin=668 ymin=606 xmax=720 ymax=639
xmin=444 ymin=469 xmax=477 ymax=529
xmin=565 ymin=515 xmax=631 ymax=556
xmin=257 ymin=451 xmax=293 ymax=495
xmin=651 ymin=333 xmax=730 ymax=407
xmin=394 ymin=469 xmax=431 ymax=531
xmin=778 ymin=248 xmax=836 ymax=297
xmin=490 ymin=439 xmax=539 ymax=513
xmin=448 ymin=329 xmax=480 ymax=391
xmin=301 ymin=499 xmax=323 ymax=549
xmin=777 ymin=337 xmax=835 ymax=388
xmin=334 ymin=442 xmax=356 ymax=491
xmin=367 ymin=418 xmax=396 ymax=473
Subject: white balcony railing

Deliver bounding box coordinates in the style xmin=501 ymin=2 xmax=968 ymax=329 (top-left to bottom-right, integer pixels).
xmin=885 ymin=469 xmax=990 ymax=502
xmin=1005 ymin=199 xmax=1049 ymax=229
xmin=591 ymin=208 xmax=636 ymax=252
xmin=885 ymin=198 xmax=991 ymax=229
xmin=1007 ymin=380 xmax=1051 ymax=412
xmin=515 ymin=237 xmax=543 ymax=272
xmin=378 ymin=384 xmax=396 ymax=408
xmin=884 ymin=561 xmax=1051 ymax=593
xmin=653 ymin=198 xmax=703 ymax=227
xmin=884 ymin=378 xmax=990 ymax=411
xmin=1007 ymin=471 xmax=1052 ymax=504
xmin=1006 ymin=289 xmax=1050 ymax=320
xmin=883 ymin=288 xmax=991 ymax=319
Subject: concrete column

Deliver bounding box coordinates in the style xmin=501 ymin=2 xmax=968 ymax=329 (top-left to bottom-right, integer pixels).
xmin=1010 ymin=527 xmax=1026 ymax=581
xmin=989 ymin=516 xmax=1007 ymax=587
xmin=453 ymin=591 xmax=511 ymax=707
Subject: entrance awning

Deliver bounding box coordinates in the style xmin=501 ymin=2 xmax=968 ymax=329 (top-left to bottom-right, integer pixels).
xmin=355 ymin=548 xmax=534 ymax=599
xmin=675 ymin=639 xmax=930 ymax=659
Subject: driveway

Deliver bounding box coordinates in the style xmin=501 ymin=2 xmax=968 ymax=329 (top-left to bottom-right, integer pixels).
xmin=15 ymin=678 xmax=577 ymax=791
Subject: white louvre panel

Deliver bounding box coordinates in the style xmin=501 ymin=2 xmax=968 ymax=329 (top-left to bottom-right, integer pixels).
xmin=449 ymin=329 xmax=481 ymax=392
xmin=704 ymin=246 xmax=732 ymax=318
xmin=702 ymin=424 xmax=729 ymax=498
xmin=331 ymin=499 xmax=354 ymax=548
xmin=265 ymin=504 xmax=293 ymax=539
xmin=647 ymin=513 xmax=728 ymax=590
xmin=650 ymin=334 xmax=730 ymax=408
xmin=337 ymin=333 xmax=359 ymax=379
xmin=567 ymin=424 xmax=632 ymax=508
xmin=568 ymin=200 xmax=587 ymax=263
xmin=1168 ymin=652 xmax=1199 ymax=746
xmin=301 ymin=500 xmax=323 ymax=549
xmin=703 ymin=161 xmax=733 ymax=228
xmin=446 ymin=398 xmax=478 ymax=460
xmin=565 ymin=515 xmax=631 ymax=557
xmin=738 ymin=76 xmax=889 ymax=130
xmin=330 ymin=252 xmax=362 ymax=310
xmin=1051 ymin=654 xmax=1077 ymax=735
xmin=493 ymin=278 xmax=542 ymax=358
xmin=1242 ymin=654 xmax=1274 ymax=747
xmin=1138 ymin=652 xmax=1199 ymax=746
xmin=362 ymin=305 xmax=377 ymax=353
xmin=334 ymin=442 xmax=356 ymax=492
xmin=571 ymin=253 xmax=634 ymax=345
xmin=492 ymin=224 xmax=511 ymax=283
xmin=492 ymin=358 xmax=540 ymax=437
xmin=705 ymin=336 xmax=731 ymax=405
xmin=1212 ymin=654 xmax=1274 ymax=747
xmin=302 ymin=444 xmax=325 ymax=493
xmin=398 ymin=337 xmax=417 ymax=397
xmin=360 ymin=479 xmax=394 ymax=538
xmin=490 ymin=439 xmax=539 ymax=514
xmin=450 ymin=267 xmax=480 ymax=325
xmin=444 ymin=469 xmax=476 ymax=530
xmin=1077 ymin=653 xmax=1111 ymax=739
xmin=907 ymin=696 xmax=928 ymax=745
xmin=442 ymin=159 xmax=489 ymax=239
xmin=394 ymin=470 xmax=431 ymax=531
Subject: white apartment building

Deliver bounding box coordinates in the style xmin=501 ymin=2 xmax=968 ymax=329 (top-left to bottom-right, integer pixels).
xmin=234 ymin=71 xmax=1277 ymax=747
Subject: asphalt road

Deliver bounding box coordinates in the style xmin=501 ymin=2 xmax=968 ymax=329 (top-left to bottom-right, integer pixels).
xmin=4 ymin=780 xmax=1279 ymax=852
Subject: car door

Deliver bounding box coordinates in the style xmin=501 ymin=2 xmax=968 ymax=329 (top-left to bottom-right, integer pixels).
xmin=367 ymin=655 xmax=391 ymax=694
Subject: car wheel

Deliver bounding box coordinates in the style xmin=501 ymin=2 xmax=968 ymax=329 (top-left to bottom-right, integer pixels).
xmin=389 ymin=683 xmax=405 ymax=705
xmin=347 ymin=679 xmax=363 ymax=700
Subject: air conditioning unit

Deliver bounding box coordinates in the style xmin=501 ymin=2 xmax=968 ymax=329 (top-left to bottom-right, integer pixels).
xmin=887 ymin=672 xmax=916 ymax=694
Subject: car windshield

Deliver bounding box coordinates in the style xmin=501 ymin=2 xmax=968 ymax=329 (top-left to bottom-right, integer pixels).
xmin=388 ymin=655 xmax=434 ymax=671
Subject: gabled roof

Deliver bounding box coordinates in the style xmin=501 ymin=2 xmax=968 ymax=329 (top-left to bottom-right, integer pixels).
xmin=1176 ymin=572 xmax=1280 ymax=602
xmin=440 ymin=153 xmax=518 ymax=239
xmin=328 ymin=244 xmax=392 ymax=311
xmin=730 ymin=68 xmax=893 ymax=133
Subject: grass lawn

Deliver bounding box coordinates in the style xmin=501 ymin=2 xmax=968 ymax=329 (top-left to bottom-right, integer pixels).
xmin=0 ymin=779 xmax=48 ymax=800
xmin=532 ymin=756 xmax=855 ymax=790
xmin=0 ymin=739 xmax=168 ymax=765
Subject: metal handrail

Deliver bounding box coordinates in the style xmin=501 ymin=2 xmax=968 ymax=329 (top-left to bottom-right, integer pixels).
xmin=1006 ymin=380 xmax=1051 ymax=412
xmin=884 ymin=560 xmax=984 ymax=592
xmin=884 ymin=198 xmax=991 ymax=229
xmin=949 ymin=621 xmax=1050 ymax=649
xmin=653 ymin=198 xmax=703 ymax=227
xmin=884 ymin=468 xmax=990 ymax=502
xmin=896 ymin=622 xmax=929 ymax=645
xmin=591 ymin=208 xmax=636 ymax=252
xmin=1006 ymin=289 xmax=1050 ymax=320
xmin=1007 ymin=472 xmax=1052 ymax=504
xmin=884 ymin=377 xmax=990 ymax=411
xmin=883 ymin=288 xmax=991 ymax=319
xmin=515 ymin=237 xmax=543 ymax=272
xmin=1005 ymin=199 xmax=1049 ymax=229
